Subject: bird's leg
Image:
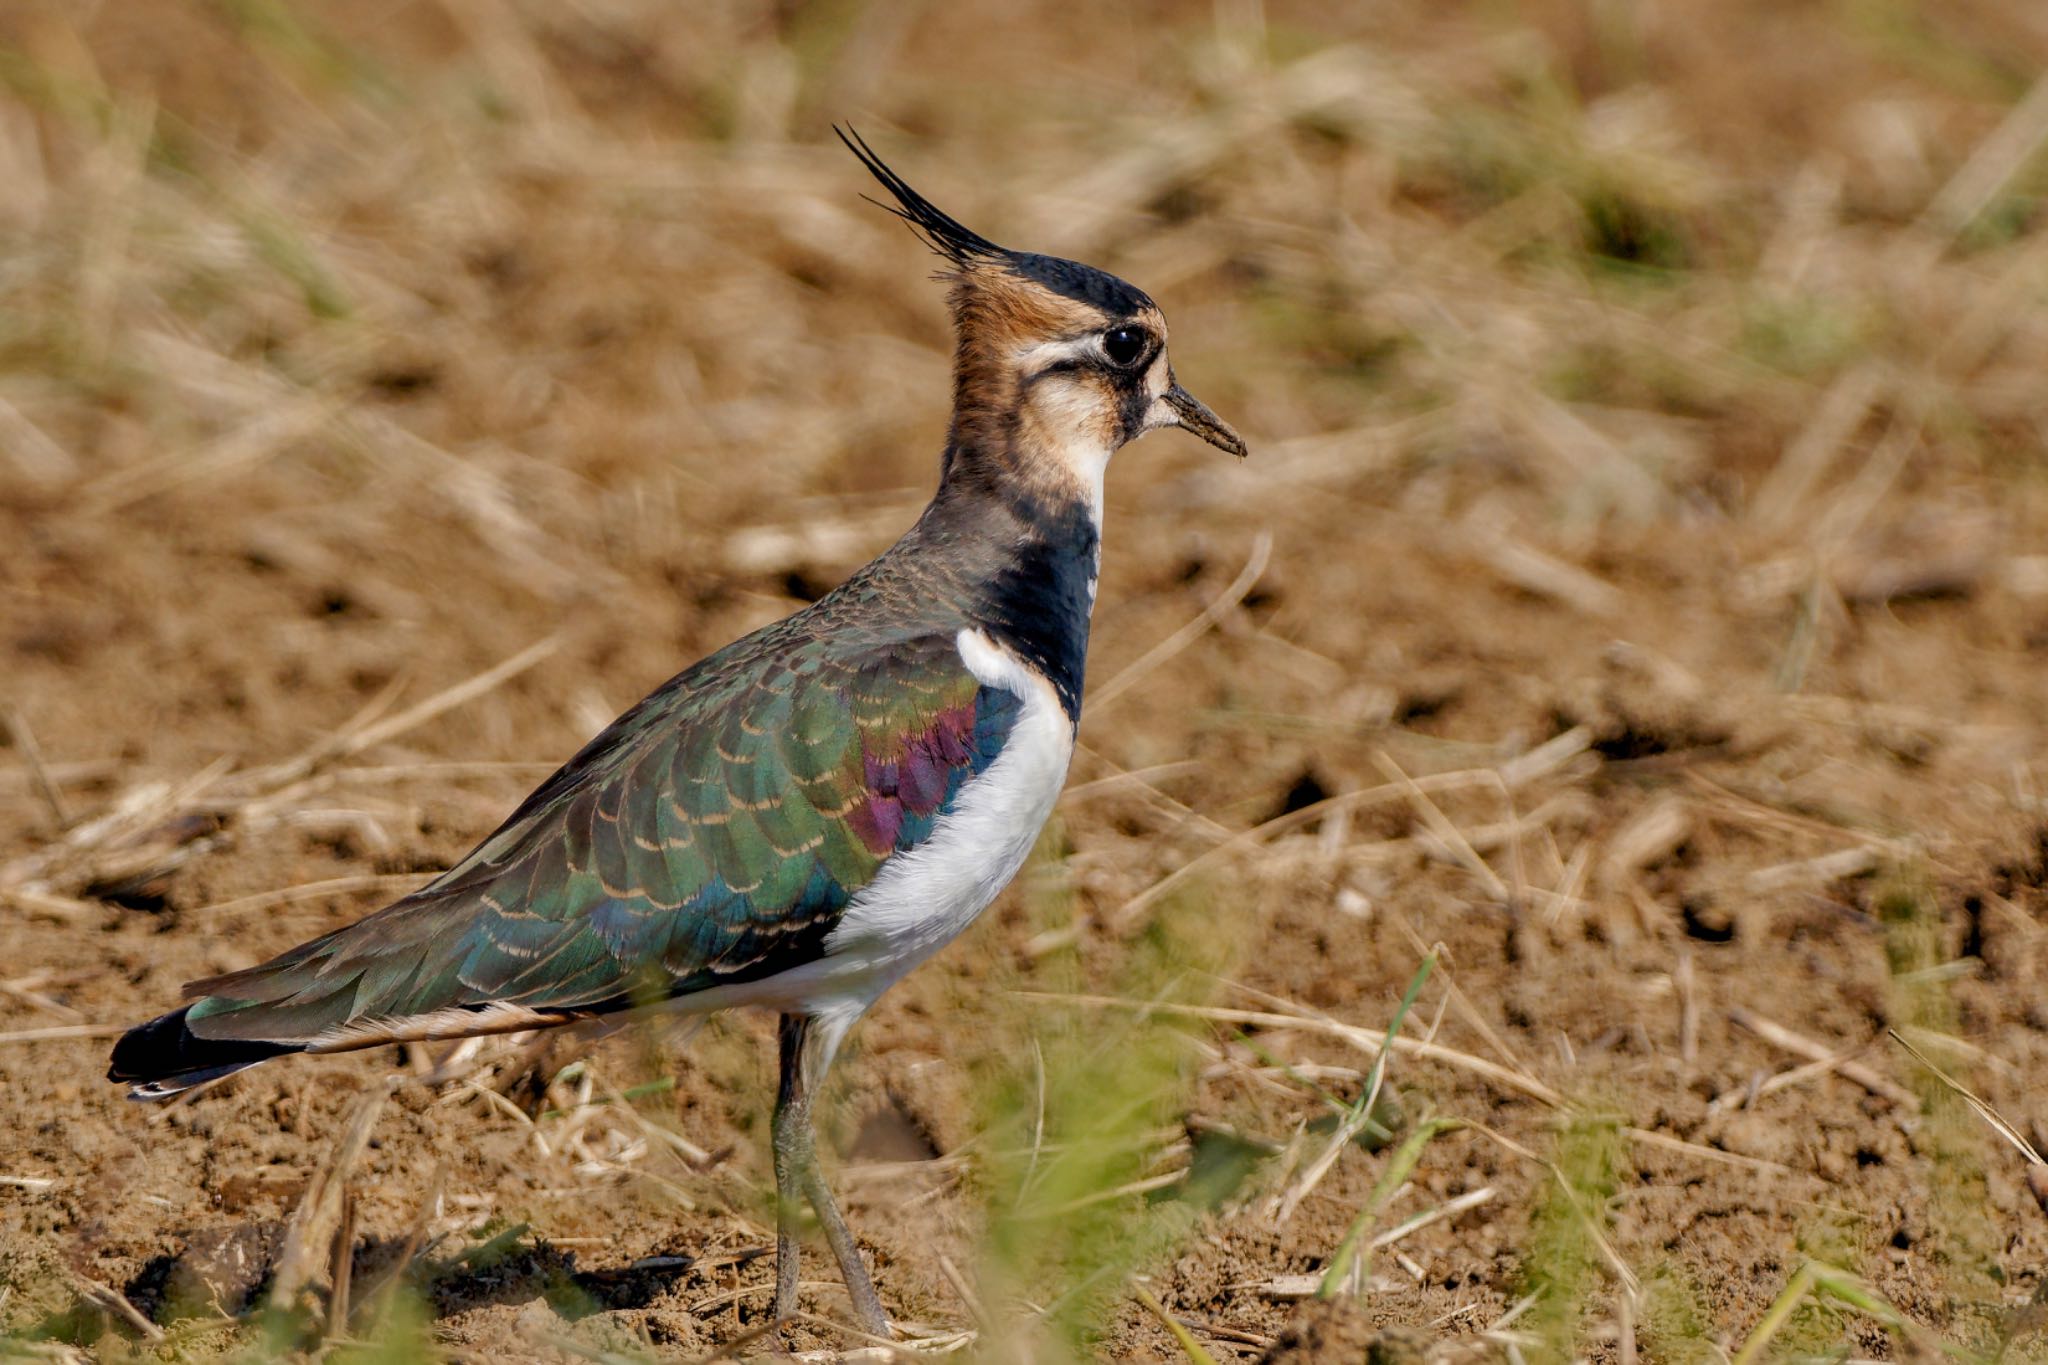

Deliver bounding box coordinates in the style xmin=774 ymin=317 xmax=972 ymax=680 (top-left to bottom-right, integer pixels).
xmin=770 ymin=1013 xmax=810 ymax=1325
xmin=800 ymin=1145 xmax=887 ymax=1337
xmin=771 ymin=1012 xmax=890 ymax=1338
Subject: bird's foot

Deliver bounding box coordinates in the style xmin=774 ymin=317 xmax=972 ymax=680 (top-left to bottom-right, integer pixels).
xmin=768 ymin=1245 xmax=890 ymax=1342
xmin=822 ymin=1235 xmax=890 ymax=1339
xmin=843 ymin=1280 xmax=891 ymax=1342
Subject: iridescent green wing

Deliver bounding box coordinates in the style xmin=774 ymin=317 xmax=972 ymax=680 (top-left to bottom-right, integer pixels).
xmin=181 ymin=629 xmax=1022 ymax=1046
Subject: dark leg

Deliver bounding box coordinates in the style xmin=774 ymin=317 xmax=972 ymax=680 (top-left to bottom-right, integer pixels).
xmin=771 ymin=1013 xmax=806 ymax=1324
xmin=771 ymin=1012 xmax=889 ymax=1337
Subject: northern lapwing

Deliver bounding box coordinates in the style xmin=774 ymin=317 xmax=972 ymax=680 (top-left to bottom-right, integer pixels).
xmin=108 ymin=128 xmax=1246 ymax=1337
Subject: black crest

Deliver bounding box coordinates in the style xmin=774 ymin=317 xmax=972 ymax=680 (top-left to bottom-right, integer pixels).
xmin=836 ymin=126 xmax=1010 ymax=268
xmin=836 ymin=126 xmax=1155 ymax=317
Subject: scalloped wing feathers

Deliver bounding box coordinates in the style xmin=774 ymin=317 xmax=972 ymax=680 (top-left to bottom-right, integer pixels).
xmin=180 ymin=627 xmax=1020 ymax=1049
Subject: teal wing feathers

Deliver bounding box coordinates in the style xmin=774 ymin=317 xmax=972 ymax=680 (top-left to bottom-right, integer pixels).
xmin=181 ymin=626 xmax=1023 ymax=1048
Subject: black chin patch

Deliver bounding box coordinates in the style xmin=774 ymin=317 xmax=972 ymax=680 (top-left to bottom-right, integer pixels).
xmin=1118 ymin=381 xmax=1153 ymax=445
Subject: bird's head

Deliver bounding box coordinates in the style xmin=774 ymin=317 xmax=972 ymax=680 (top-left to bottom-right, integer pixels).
xmin=839 ymin=129 xmax=1245 ymax=510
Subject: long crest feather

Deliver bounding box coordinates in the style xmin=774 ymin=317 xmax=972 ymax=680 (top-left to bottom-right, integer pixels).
xmin=836 ymin=126 xmax=1010 ymax=268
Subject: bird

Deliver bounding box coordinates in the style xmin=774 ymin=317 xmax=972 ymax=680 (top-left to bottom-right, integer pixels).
xmin=108 ymin=127 xmax=1246 ymax=1338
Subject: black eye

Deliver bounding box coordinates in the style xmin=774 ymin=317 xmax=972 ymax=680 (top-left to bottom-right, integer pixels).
xmin=1102 ymin=326 xmax=1147 ymax=367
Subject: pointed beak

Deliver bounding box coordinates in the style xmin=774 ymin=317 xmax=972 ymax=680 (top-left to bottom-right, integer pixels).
xmin=1162 ymin=382 xmax=1247 ymax=458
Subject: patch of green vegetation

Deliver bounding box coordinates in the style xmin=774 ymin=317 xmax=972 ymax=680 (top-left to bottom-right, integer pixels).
xmin=234 ymin=200 xmax=354 ymax=320
xmin=1313 ymin=952 xmax=1440 ymax=1298
xmin=1776 ymin=1204 xmax=1868 ymax=1356
xmin=1578 ymin=188 xmax=1692 ymax=277
xmin=0 ymin=46 xmax=123 ymax=146
xmin=239 ymin=1278 xmax=450 ymax=1365
xmin=1416 ymin=78 xmax=1698 ymax=285
xmin=1542 ymin=333 xmax=1741 ymax=419
xmin=1319 ymin=1114 xmax=1459 ymax=1299
xmin=1521 ymin=1102 xmax=1627 ymax=1365
xmin=963 ymin=828 xmax=1239 ymax=1358
xmin=1731 ymin=1259 xmax=1928 ymax=1364
xmin=210 ymin=0 xmax=396 ymax=102
xmin=1839 ymin=0 xmax=2032 ymax=100
xmin=0 ymin=40 xmax=356 ymax=327
xmin=1740 ymin=294 xmax=1870 ymax=379
xmin=325 ymin=1287 xmax=436 ymax=1365
xmin=1881 ymin=865 xmax=2002 ymax=1325
xmin=1955 ymin=191 xmax=2045 ymax=255
xmin=1637 ymin=1260 xmax=1719 ymax=1365
xmin=1247 ymin=282 xmax=1412 ymax=391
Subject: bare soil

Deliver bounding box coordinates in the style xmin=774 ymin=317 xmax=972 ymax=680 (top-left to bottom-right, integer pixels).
xmin=2 ymin=1 xmax=2047 ymax=1360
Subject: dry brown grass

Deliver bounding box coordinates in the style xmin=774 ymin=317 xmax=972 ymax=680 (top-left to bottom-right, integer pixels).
xmin=2 ymin=0 xmax=2048 ymax=1360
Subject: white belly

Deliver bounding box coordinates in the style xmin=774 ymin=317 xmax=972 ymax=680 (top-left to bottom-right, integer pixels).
xmin=678 ymin=626 xmax=1072 ymax=1033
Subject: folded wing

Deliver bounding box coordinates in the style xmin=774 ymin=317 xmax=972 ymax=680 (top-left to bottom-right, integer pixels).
xmin=111 ymin=628 xmax=1020 ymax=1085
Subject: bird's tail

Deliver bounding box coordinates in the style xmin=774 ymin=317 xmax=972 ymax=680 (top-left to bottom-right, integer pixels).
xmin=107 ymin=878 xmax=654 ymax=1100
xmin=107 ymin=1004 xmax=305 ymax=1100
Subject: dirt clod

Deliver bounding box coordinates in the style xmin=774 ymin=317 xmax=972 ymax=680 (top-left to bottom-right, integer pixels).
xmin=151 ymin=1221 xmax=285 ymax=1321
xmin=1260 ymin=1302 xmax=1425 ymax=1365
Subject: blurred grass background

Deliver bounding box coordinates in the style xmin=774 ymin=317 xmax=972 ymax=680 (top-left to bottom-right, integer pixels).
xmin=3 ymin=0 xmax=2048 ymax=1359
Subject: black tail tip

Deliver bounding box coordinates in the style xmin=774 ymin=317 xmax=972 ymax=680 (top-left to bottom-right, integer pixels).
xmin=108 ymin=1005 xmax=299 ymax=1098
